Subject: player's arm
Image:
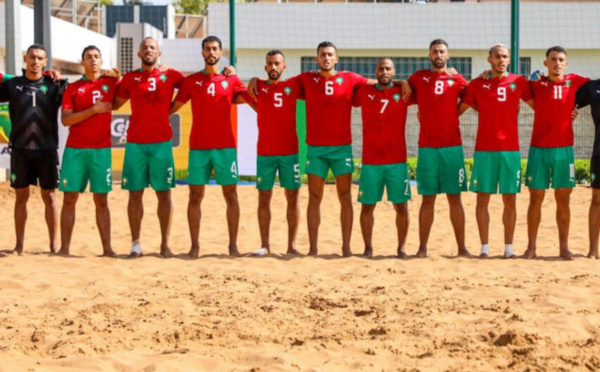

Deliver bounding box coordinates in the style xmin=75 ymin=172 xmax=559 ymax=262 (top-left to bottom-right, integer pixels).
xmin=101 ymin=68 xmax=122 ymax=80
xmin=458 ymin=102 xmax=472 ymax=116
xmin=113 ymin=96 xmax=128 ymax=110
xmin=575 ymin=81 xmax=592 ymax=110
xmin=524 ymin=99 xmax=534 ymax=110
xmin=62 ymin=102 xmax=112 ymax=126
xmin=246 ymin=77 xmax=262 ymax=98
xmin=169 ymin=100 xmax=185 ymax=115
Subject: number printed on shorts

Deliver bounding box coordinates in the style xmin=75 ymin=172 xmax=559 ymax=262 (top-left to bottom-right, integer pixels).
xmin=458 ymin=168 xmax=465 ymax=185
xmin=404 ymin=179 xmax=410 ymax=196
xmin=167 ymin=167 xmax=173 ymax=184
xmin=148 ymin=77 xmax=157 ymax=92
xmin=231 ymin=161 xmax=237 ymax=177
xmin=516 ymin=170 xmax=521 ymax=187
xmin=570 ymin=163 xmax=575 ymax=179
xmin=106 ymin=168 xmax=112 ymax=186
xmin=434 ymin=80 xmax=444 ymax=95
xmin=294 ymin=163 xmax=300 ymax=183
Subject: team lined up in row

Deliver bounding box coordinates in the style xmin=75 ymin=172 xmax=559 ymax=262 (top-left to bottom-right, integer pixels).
xmin=2 ymin=36 xmax=599 ymax=260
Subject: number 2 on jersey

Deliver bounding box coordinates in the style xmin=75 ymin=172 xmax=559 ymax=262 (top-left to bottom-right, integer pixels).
xmin=92 ymin=90 xmax=102 ymax=104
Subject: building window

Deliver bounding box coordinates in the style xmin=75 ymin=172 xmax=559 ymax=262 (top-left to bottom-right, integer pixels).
xmin=120 ymin=37 xmax=134 ymax=73
xmin=301 ymin=56 xmax=472 ymax=80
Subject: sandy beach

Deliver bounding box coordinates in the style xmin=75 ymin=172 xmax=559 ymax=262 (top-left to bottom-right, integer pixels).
xmin=0 ymin=182 xmax=598 ymax=371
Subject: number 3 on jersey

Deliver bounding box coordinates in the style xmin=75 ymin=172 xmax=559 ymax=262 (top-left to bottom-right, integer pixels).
xmin=148 ymin=77 xmax=157 ymax=92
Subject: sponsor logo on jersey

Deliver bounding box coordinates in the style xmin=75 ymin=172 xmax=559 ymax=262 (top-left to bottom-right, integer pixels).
xmin=483 ymin=84 xmax=491 ymax=90
xmin=39 ymin=85 xmax=48 ymax=94
xmin=284 ymin=87 xmax=292 ymax=95
xmin=447 ymin=79 xmax=454 ymax=87
xmin=509 ymin=83 xmax=517 ymax=91
xmin=541 ymin=81 xmax=548 ymax=87
xmin=159 ymin=74 xmax=168 ymax=82
xmin=16 ymin=86 xmax=23 ymax=92
xmin=195 ymin=81 xmax=203 ymax=87
xmin=422 ymin=77 xmax=431 ymax=83
xmin=102 ymin=85 xmax=109 ymax=93
xmin=78 ymin=87 xmax=86 ymax=93
xmin=335 ymin=77 xmax=344 ymax=85
xmin=368 ymin=94 xmax=375 ymax=101
xmin=134 ymin=77 xmax=142 ymax=82
xmin=393 ymin=93 xmax=401 ymax=102
xmin=221 ymin=81 xmax=229 ymax=89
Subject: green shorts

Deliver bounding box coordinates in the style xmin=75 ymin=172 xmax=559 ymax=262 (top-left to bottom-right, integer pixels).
xmin=122 ymin=140 xmax=175 ymax=192
xmin=470 ymin=151 xmax=521 ymax=194
xmin=306 ymin=145 xmax=354 ymax=179
xmin=416 ymin=146 xmax=467 ymax=195
xmin=525 ymin=146 xmax=575 ymax=189
xmin=188 ymin=148 xmax=238 ymax=186
xmin=358 ymin=162 xmax=411 ymax=205
xmin=59 ymin=147 xmax=112 ymax=193
xmin=257 ymin=154 xmax=301 ymax=190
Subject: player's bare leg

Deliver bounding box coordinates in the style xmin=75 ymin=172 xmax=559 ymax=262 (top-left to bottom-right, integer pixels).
xmin=155 ymin=190 xmax=173 ymax=258
xmin=588 ymin=188 xmax=600 ymax=259
xmin=555 ymin=188 xmax=574 ymax=260
xmin=285 ymin=188 xmax=301 ymax=255
xmin=447 ymin=193 xmax=472 ymax=257
xmin=394 ymin=202 xmax=409 ymax=259
xmin=475 ymin=192 xmax=491 ymax=258
xmin=41 ymin=189 xmax=59 ymax=254
xmin=360 ymin=204 xmax=376 ymax=258
xmin=257 ymin=189 xmax=272 ymax=253
xmin=417 ymin=194 xmax=436 ymax=258
xmin=335 ymin=173 xmax=353 ymax=257
xmin=222 ymin=184 xmax=240 ymax=256
xmin=93 ymin=193 xmax=115 ymax=257
xmin=524 ymin=188 xmax=544 ymax=259
xmin=187 ymin=185 xmax=205 ymax=259
xmin=127 ymin=190 xmax=144 ymax=258
xmin=502 ymin=193 xmax=517 ymax=258
xmin=307 ymin=174 xmax=325 ymax=256
xmin=58 ymin=192 xmax=79 ymax=256
xmin=13 ymin=187 xmax=30 ymax=255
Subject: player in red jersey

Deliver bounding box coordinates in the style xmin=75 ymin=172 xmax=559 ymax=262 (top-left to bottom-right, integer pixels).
xmin=113 ymin=37 xmax=185 ymax=258
xmin=407 ymin=39 xmax=472 ymax=258
xmin=58 ymin=46 xmax=118 ymax=257
xmin=170 ymin=36 xmax=253 ymax=257
xmin=354 ymin=58 xmax=414 ymax=258
xmin=459 ymin=44 xmax=533 ymax=258
xmin=524 ymin=46 xmax=589 ymax=260
xmin=251 ymin=50 xmax=302 ymax=255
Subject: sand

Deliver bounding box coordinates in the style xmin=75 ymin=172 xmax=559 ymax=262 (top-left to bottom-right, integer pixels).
xmin=0 ymin=182 xmax=599 ymax=371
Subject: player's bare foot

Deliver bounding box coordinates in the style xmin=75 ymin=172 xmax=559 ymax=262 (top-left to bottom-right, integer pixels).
xmin=416 ymin=247 xmax=428 ymax=258
xmin=479 ymin=252 xmax=489 ymax=259
xmin=56 ymin=247 xmax=70 ymax=256
xmin=101 ymin=249 xmax=117 ymax=258
xmin=286 ymin=248 xmax=301 ymax=255
xmin=457 ymin=248 xmax=474 ymax=258
xmin=188 ymin=247 xmax=200 ymax=259
xmin=363 ymin=247 xmax=373 ymax=259
xmin=559 ymin=247 xmax=574 ymax=261
xmin=160 ymin=247 xmax=174 ymax=258
xmin=587 ymin=250 xmax=599 ymax=259
xmin=522 ymin=248 xmax=537 ymax=259
xmin=229 ymin=246 xmax=241 ymax=257
xmin=49 ymin=246 xmax=57 ymax=254
xmin=342 ymin=248 xmax=352 ymax=258
xmin=504 ymin=252 xmax=517 ymax=259
xmin=308 ymin=248 xmax=318 ymax=256
xmin=13 ymin=246 xmax=23 ymax=256
xmin=128 ymin=251 xmax=143 ymax=259
xmin=397 ymin=249 xmax=407 ymax=259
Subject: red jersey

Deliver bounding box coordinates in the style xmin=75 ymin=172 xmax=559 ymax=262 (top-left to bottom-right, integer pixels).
xmin=354 ymin=84 xmax=414 ymax=164
xmin=530 ymin=73 xmax=589 ymax=147
xmin=297 ymin=70 xmax=368 ymax=146
xmin=407 ymin=69 xmax=467 ymax=148
xmin=175 ymin=71 xmax=246 ymax=150
xmin=255 ymin=78 xmax=301 ymax=156
xmin=61 ymin=76 xmax=118 ymax=148
xmin=116 ymin=68 xmax=184 ymax=144
xmin=462 ymin=73 xmax=532 ymax=151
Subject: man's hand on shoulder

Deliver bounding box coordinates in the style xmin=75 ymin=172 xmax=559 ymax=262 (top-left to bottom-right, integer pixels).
xmin=223 ymin=66 xmax=237 ymax=77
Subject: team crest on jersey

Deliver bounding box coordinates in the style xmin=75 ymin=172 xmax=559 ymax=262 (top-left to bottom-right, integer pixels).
xmin=102 ymin=84 xmax=109 ymax=92
xmin=335 ymin=77 xmax=344 ymax=85
xmin=39 ymin=85 xmax=48 ymax=94
xmin=393 ymin=93 xmax=401 ymax=102
xmin=565 ymin=80 xmax=572 ymax=87
xmin=159 ymin=74 xmax=167 ymax=82
xmin=221 ymin=81 xmax=229 ymax=89
xmin=447 ymin=79 xmax=454 ymax=87
xmin=10 ymin=173 xmax=16 ymax=183
xmin=284 ymin=87 xmax=292 ymax=95
xmin=509 ymin=83 xmax=517 ymax=91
